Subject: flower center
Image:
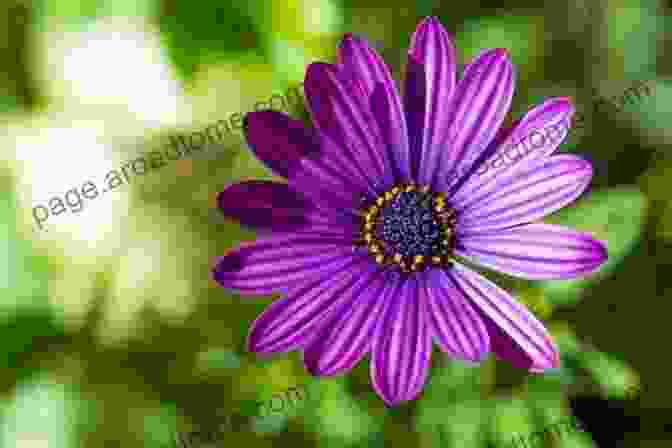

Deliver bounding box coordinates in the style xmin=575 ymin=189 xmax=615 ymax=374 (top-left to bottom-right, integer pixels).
xmin=358 ymin=184 xmax=456 ymax=273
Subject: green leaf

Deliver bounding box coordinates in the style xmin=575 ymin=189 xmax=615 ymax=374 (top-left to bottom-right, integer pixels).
xmin=0 ymin=184 xmax=50 ymax=316
xmin=551 ymin=324 xmax=640 ymax=400
xmin=488 ymin=397 xmax=535 ymax=447
xmin=236 ymin=398 xmax=260 ymax=418
xmin=523 ymin=371 xmax=592 ymax=446
xmin=156 ymin=0 xmax=269 ymax=81
xmin=606 ymin=0 xmax=660 ymax=79
xmin=301 ymin=378 xmax=376 ymax=446
xmin=414 ymin=356 xmax=490 ymax=448
xmin=539 ymin=187 xmax=647 ymax=306
xmin=575 ymin=351 xmax=640 ymax=400
xmin=31 ymin=0 xmax=153 ymax=33
xmin=525 ymin=323 xmax=585 ymax=390
xmin=525 ymin=388 xmax=570 ymax=429
xmin=0 ymin=375 xmax=84 ymax=448
xmin=0 ymin=310 xmax=67 ymax=385
xmin=454 ymin=15 xmax=543 ymax=77
xmin=246 ymin=381 xmax=318 ymax=435
xmin=633 ymin=78 xmax=671 ymax=137
xmin=269 ymin=39 xmax=312 ymax=86
xmin=143 ymin=403 xmax=180 ymax=448
xmin=417 ymin=359 xmax=485 ymax=409
xmin=417 ymin=398 xmax=485 ymax=448
xmin=525 ymin=362 xmax=575 ymax=393
xmin=196 ymin=348 xmax=241 ymax=371
xmin=0 ymin=182 xmax=66 ymax=385
xmin=0 ymin=92 xmax=21 ymax=115
xmin=555 ymin=429 xmax=597 ymax=448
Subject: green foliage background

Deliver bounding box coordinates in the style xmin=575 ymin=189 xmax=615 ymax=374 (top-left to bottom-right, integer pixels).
xmin=1 ymin=0 xmax=670 ymax=447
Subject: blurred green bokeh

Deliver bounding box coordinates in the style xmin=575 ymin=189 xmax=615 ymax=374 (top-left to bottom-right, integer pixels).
xmin=1 ymin=0 xmax=670 ymax=447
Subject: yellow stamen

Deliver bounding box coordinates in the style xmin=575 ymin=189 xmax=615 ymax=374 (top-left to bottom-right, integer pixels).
xmin=356 ymin=183 xmax=456 ymax=274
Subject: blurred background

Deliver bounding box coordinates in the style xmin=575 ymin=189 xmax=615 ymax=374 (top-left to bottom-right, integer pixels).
xmin=1 ymin=0 xmax=670 ymax=447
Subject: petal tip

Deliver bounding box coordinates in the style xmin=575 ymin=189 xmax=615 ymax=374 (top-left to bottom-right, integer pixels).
xmin=302 ymin=349 xmax=328 ymax=376
xmin=307 ymin=364 xmax=340 ymax=378
xmin=593 ymin=238 xmax=609 ymax=265
xmin=371 ymin=372 xmax=426 ymax=407
xmin=303 ymin=358 xmax=320 ymax=376
xmin=247 ymin=324 xmax=277 ymax=355
xmin=529 ymin=346 xmax=561 ymax=373
xmin=340 ymin=32 xmax=366 ymax=46
xmin=415 ymin=15 xmax=447 ymax=36
xmin=380 ymin=394 xmax=404 ymax=407
xmin=557 ymin=96 xmax=574 ymax=106
xmin=581 ymin=159 xmax=594 ymax=176
xmin=212 ymin=251 xmax=245 ymax=278
xmin=243 ymin=110 xmax=281 ymax=134
xmin=215 ymin=185 xmax=233 ymax=211
xmin=487 ymin=48 xmax=512 ymax=65
xmin=495 ymin=47 xmax=510 ymax=57
xmin=305 ymin=61 xmax=328 ymax=80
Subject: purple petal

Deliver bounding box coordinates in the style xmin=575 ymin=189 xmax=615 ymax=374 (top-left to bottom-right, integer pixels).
xmin=288 ymin=137 xmax=372 ymax=216
xmin=370 ymin=274 xmax=432 ymax=406
xmin=433 ymin=48 xmax=515 ymax=192
xmin=217 ymin=180 xmax=357 ymax=232
xmin=243 ymin=111 xmax=318 ymax=178
xmin=404 ymin=16 xmax=457 ymax=181
xmin=247 ymin=256 xmax=379 ymax=354
xmin=456 ymin=155 xmax=593 ymax=234
xmin=303 ymin=267 xmax=393 ymax=376
xmin=338 ymin=34 xmax=411 ymax=182
xmin=447 ymin=262 xmax=560 ymax=372
xmin=450 ymin=97 xmax=575 ymax=206
xmin=212 ymin=234 xmax=361 ymax=295
xmin=455 ymin=223 xmax=608 ymax=280
xmin=304 ymin=63 xmax=394 ymax=194
xmin=423 ymin=269 xmax=490 ymax=362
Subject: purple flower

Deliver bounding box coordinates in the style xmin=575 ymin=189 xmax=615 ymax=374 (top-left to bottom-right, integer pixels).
xmin=212 ymin=17 xmax=607 ymax=406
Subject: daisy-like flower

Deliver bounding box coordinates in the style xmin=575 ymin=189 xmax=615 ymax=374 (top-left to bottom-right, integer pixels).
xmin=212 ymin=17 xmax=607 ymax=406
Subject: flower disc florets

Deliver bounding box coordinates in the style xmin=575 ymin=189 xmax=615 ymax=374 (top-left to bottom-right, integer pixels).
xmin=359 ymin=184 xmax=456 ymax=272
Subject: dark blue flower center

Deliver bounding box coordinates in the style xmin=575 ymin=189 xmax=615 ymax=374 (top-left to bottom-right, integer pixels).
xmin=377 ymin=191 xmax=444 ymax=258
xmin=358 ymin=184 xmax=455 ymax=273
